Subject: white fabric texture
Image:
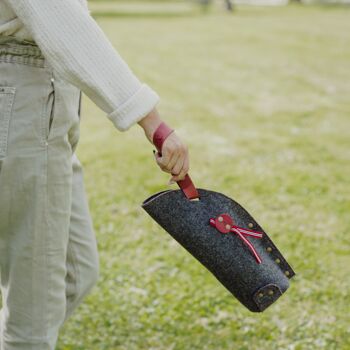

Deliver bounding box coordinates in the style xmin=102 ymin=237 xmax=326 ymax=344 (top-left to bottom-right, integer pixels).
xmin=0 ymin=0 xmax=159 ymax=131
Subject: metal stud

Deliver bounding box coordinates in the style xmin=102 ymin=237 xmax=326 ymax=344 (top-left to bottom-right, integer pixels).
xmin=218 ymin=216 xmax=223 ymax=222
xmin=268 ymin=290 xmax=274 ymax=296
xmin=225 ymin=224 xmax=231 ymax=230
xmin=285 ymin=271 xmax=290 ymax=277
xmin=248 ymin=223 xmax=254 ymax=228
xmin=50 ymin=78 xmax=55 ymax=83
xmin=266 ymin=247 xmax=272 ymax=253
xmin=275 ymin=258 xmax=281 ymax=264
xmin=258 ymin=292 xmax=264 ymax=298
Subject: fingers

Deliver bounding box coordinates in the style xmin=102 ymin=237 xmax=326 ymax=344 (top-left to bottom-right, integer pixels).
xmin=157 ymin=148 xmax=172 ymax=171
xmin=153 ymin=132 xmax=190 ymax=183
xmin=155 ymin=136 xmax=180 ymax=173
xmin=166 ymin=151 xmax=181 ymax=174
xmin=160 ymin=147 xmax=183 ymax=177
xmin=171 ymin=152 xmax=189 ymax=182
xmin=154 ymin=151 xmax=174 ymax=174
xmin=172 ymin=152 xmax=189 ymax=182
xmin=171 ymin=153 xmax=184 ymax=178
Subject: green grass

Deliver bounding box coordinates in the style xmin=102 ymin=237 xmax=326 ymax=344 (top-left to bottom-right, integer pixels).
xmin=57 ymin=4 xmax=349 ymax=349
xmin=88 ymin=1 xmax=199 ymax=18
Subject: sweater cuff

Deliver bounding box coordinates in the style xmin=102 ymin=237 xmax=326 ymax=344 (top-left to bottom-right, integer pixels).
xmin=107 ymin=83 xmax=160 ymax=132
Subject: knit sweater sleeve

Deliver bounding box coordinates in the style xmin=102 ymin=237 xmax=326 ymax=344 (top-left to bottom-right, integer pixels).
xmin=4 ymin=0 xmax=160 ymax=131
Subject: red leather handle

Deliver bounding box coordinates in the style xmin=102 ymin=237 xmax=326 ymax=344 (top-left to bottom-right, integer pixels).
xmin=152 ymin=122 xmax=200 ymax=200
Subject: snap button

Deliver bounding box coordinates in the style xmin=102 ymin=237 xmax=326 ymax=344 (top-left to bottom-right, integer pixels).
xmin=285 ymin=271 xmax=290 ymax=277
xmin=266 ymin=247 xmax=272 ymax=253
xmin=275 ymin=258 xmax=281 ymax=264
xmin=253 ymin=284 xmax=283 ymax=312
xmin=214 ymin=213 xmax=234 ymax=234
xmin=248 ymin=223 xmax=254 ymax=228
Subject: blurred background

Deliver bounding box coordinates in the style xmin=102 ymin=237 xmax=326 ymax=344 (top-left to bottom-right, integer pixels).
xmin=57 ymin=1 xmax=349 ymax=349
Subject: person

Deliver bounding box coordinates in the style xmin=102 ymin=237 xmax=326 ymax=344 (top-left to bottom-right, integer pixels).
xmin=0 ymin=0 xmax=190 ymax=349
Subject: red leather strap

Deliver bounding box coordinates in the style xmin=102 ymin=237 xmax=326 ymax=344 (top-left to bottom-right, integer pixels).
xmin=152 ymin=122 xmax=200 ymax=200
xmin=152 ymin=122 xmax=175 ymax=152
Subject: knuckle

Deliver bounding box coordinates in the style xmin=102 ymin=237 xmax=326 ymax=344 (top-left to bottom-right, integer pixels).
xmin=167 ymin=149 xmax=174 ymax=157
xmin=177 ymin=145 xmax=184 ymax=154
xmin=163 ymin=143 xmax=172 ymax=152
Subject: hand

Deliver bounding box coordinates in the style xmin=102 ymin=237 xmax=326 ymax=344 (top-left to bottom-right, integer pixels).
xmin=153 ymin=131 xmax=189 ymax=183
xmin=137 ymin=108 xmax=190 ymax=183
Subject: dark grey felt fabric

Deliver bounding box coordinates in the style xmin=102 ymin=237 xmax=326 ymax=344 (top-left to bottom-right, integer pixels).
xmin=142 ymin=188 xmax=295 ymax=312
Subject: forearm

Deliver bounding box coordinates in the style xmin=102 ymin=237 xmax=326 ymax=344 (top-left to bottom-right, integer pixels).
xmin=137 ymin=108 xmax=163 ymax=143
xmin=5 ymin=0 xmax=159 ymax=132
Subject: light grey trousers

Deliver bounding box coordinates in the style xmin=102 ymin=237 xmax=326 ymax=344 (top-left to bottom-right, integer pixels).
xmin=0 ymin=38 xmax=100 ymax=349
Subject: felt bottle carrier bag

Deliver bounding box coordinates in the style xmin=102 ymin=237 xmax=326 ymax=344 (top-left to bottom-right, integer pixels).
xmin=141 ymin=123 xmax=295 ymax=312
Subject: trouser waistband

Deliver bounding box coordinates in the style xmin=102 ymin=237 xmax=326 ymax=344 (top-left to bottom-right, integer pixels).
xmin=0 ymin=35 xmax=50 ymax=69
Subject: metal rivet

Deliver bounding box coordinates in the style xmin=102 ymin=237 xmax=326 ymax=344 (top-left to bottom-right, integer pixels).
xmin=50 ymin=78 xmax=55 ymax=83
xmin=258 ymin=292 xmax=264 ymax=298
xmin=266 ymin=247 xmax=272 ymax=253
xmin=248 ymin=223 xmax=254 ymax=228
xmin=218 ymin=216 xmax=223 ymax=222
xmin=285 ymin=271 xmax=290 ymax=277
xmin=268 ymin=290 xmax=274 ymax=296
xmin=225 ymin=224 xmax=231 ymax=230
xmin=275 ymin=258 xmax=281 ymax=264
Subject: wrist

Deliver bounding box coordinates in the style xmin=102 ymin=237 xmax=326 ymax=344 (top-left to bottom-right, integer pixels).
xmin=138 ymin=108 xmax=163 ymax=142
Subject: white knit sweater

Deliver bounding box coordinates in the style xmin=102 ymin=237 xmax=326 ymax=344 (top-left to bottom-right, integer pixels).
xmin=0 ymin=0 xmax=159 ymax=131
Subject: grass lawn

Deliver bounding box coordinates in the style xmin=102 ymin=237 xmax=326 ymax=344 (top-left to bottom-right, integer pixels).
xmin=56 ymin=3 xmax=349 ymax=349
